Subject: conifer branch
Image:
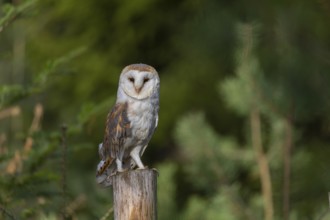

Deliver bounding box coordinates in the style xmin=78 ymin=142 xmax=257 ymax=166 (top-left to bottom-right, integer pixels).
xmin=0 ymin=0 xmax=37 ymax=34
xmin=0 ymin=106 xmax=21 ymax=120
xmin=65 ymin=194 xmax=87 ymax=218
xmin=250 ymin=107 xmax=274 ymax=220
xmin=316 ymin=193 xmax=330 ymax=220
xmin=60 ymin=124 xmax=68 ymax=220
xmin=283 ymin=112 xmax=293 ymax=220
xmin=100 ymin=206 xmax=114 ymax=220
xmin=0 ymin=204 xmax=17 ymax=220
xmin=239 ymin=23 xmax=274 ymax=220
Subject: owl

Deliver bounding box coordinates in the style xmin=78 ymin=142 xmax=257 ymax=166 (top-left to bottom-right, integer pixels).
xmin=96 ymin=64 xmax=160 ymax=187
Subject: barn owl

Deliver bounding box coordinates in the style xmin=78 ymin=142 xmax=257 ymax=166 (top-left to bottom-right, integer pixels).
xmin=96 ymin=64 xmax=160 ymax=187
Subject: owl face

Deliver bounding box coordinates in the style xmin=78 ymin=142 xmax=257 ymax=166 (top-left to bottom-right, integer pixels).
xmin=119 ymin=64 xmax=159 ymax=100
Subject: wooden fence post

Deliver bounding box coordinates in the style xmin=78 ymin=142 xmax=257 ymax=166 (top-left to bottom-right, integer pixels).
xmin=112 ymin=169 xmax=157 ymax=220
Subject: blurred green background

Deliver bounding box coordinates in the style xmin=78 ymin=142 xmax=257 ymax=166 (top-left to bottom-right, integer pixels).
xmin=1 ymin=0 xmax=330 ymax=219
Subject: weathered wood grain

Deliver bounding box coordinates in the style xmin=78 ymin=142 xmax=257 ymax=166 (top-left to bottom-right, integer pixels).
xmin=112 ymin=169 xmax=157 ymax=220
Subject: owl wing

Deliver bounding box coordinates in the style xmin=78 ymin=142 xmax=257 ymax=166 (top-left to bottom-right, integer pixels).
xmin=105 ymin=102 xmax=131 ymax=158
xmin=106 ymin=103 xmax=132 ymax=159
xmin=96 ymin=102 xmax=131 ymax=178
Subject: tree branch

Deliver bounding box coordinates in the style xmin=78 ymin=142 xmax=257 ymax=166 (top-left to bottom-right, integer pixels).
xmin=250 ymin=107 xmax=274 ymax=220
xmin=0 ymin=0 xmax=37 ymax=34
xmin=283 ymin=115 xmax=293 ymax=220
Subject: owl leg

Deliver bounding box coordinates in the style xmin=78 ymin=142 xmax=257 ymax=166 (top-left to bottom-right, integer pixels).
xmin=130 ymin=146 xmax=145 ymax=169
xmin=116 ymin=158 xmax=124 ymax=172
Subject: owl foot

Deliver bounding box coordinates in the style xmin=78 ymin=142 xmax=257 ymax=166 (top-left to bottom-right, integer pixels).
xmin=136 ymin=165 xmax=148 ymax=170
xmin=151 ymin=168 xmax=159 ymax=176
xmin=107 ymin=169 xmax=125 ymax=178
xmin=112 ymin=168 xmax=129 ymax=176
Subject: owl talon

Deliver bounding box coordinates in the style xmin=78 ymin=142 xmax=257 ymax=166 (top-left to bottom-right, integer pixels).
xmin=151 ymin=168 xmax=159 ymax=176
xmin=110 ymin=168 xmax=129 ymax=177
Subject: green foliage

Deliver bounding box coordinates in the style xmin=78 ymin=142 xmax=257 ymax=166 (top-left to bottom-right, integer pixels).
xmin=221 ymin=23 xmax=266 ymax=116
xmin=33 ymin=47 xmax=87 ymax=87
xmin=0 ymin=0 xmax=37 ymax=33
xmin=0 ymin=47 xmax=86 ymax=109
xmin=0 ymin=85 xmax=25 ymax=108
xmin=157 ymin=163 xmax=178 ymax=220
xmin=175 ymin=112 xmax=257 ymax=219
xmin=181 ymin=187 xmax=252 ymax=220
xmin=175 ymin=113 xmax=252 ymax=192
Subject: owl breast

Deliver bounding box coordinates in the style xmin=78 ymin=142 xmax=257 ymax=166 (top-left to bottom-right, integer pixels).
xmin=126 ymin=99 xmax=158 ymax=147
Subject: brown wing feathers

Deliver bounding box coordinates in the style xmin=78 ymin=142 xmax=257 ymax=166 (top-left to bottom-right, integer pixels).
xmin=108 ymin=102 xmax=131 ymax=158
xmin=98 ymin=102 xmax=131 ymax=176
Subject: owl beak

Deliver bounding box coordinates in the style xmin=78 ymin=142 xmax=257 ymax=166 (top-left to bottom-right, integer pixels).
xmin=135 ymin=86 xmax=142 ymax=94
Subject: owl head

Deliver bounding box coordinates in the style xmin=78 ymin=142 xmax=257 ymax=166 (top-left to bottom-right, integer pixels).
xmin=118 ymin=64 xmax=159 ymax=100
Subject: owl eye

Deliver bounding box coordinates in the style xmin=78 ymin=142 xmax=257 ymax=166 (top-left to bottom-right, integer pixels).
xmin=128 ymin=77 xmax=135 ymax=83
xmin=143 ymin=77 xmax=150 ymax=83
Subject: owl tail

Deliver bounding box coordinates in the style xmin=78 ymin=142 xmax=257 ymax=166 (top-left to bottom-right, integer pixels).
xmin=96 ymin=143 xmax=137 ymax=187
xmin=96 ymin=143 xmax=116 ymax=187
xmin=96 ymin=158 xmax=116 ymax=187
xmin=96 ymin=158 xmax=137 ymax=187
